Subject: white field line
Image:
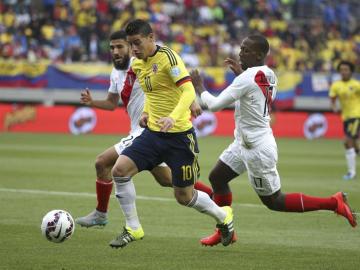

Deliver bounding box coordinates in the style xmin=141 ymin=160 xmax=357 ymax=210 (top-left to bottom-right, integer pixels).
xmin=0 ymin=187 xmax=261 ymax=208
xmin=1 ymin=188 xmax=359 ymax=215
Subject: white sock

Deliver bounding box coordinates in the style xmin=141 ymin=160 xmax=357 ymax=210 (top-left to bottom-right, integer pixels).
xmin=345 ymin=148 xmax=356 ymax=176
xmin=187 ymin=190 xmax=226 ymax=223
xmin=113 ymin=177 xmax=141 ymax=230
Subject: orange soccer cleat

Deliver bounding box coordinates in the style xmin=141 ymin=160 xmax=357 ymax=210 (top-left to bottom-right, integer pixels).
xmin=332 ymin=192 xmax=357 ymax=228
xmin=200 ymin=228 xmax=237 ymax=246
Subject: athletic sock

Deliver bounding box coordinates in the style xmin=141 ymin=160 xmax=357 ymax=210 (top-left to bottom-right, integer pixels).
xmin=113 ymin=176 xmax=141 ymax=230
xmin=345 ymin=148 xmax=356 ymax=176
xmin=213 ymin=192 xmax=232 ymax=206
xmin=95 ymin=179 xmax=113 ymax=213
xmin=187 ymin=190 xmax=226 ymax=223
xmin=284 ymin=193 xmax=337 ymax=212
xmin=194 ymin=180 xmax=213 ymax=197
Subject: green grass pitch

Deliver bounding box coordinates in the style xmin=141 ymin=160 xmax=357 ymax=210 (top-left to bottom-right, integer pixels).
xmin=0 ymin=133 xmax=359 ymax=270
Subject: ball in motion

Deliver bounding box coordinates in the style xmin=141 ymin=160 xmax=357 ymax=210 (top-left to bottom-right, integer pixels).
xmin=41 ymin=210 xmax=75 ymax=243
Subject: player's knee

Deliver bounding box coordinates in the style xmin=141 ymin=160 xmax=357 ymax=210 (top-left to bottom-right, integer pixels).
xmin=263 ymin=201 xmax=279 ymax=211
xmin=155 ymin=174 xmax=172 ymax=187
xmin=111 ymin=165 xmax=128 ymax=178
xmin=174 ymin=190 xmax=193 ymax=205
xmin=95 ymin=154 xmax=107 ymax=173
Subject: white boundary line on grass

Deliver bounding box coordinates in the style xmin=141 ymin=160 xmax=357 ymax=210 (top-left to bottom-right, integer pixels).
xmin=0 ymin=188 xmax=263 ymax=208
xmin=1 ymin=188 xmax=358 ymax=215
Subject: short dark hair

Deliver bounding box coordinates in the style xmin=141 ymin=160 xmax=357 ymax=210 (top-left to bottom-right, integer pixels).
xmin=109 ymin=30 xmax=127 ymax=41
xmin=125 ymin=19 xmax=153 ymax=36
xmin=248 ymin=34 xmax=270 ymax=55
xmin=337 ymin=60 xmax=355 ymax=73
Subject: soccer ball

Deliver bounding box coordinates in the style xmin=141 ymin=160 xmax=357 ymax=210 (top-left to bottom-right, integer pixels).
xmin=41 ymin=210 xmax=75 ymax=243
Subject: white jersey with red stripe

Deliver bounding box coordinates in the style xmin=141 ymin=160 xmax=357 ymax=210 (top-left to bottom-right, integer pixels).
xmin=201 ymin=65 xmax=277 ymax=148
xmin=108 ymin=57 xmax=144 ymax=136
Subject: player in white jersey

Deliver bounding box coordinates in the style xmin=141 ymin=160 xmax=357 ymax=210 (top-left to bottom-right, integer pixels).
xmin=190 ymin=34 xmax=357 ymax=246
xmin=75 ymin=30 xmax=175 ymax=230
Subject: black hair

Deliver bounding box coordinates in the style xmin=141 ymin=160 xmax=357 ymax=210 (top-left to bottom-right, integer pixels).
xmin=125 ymin=19 xmax=153 ymax=36
xmin=109 ymin=30 xmax=127 ymax=41
xmin=248 ymin=34 xmax=270 ymax=55
xmin=337 ymin=60 xmax=355 ymax=73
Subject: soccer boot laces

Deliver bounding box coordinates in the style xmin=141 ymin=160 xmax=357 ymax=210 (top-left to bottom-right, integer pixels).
xmin=75 ymin=210 xmax=108 ymax=228
xmin=216 ymin=206 xmax=235 ymax=246
xmin=332 ymin=192 xmax=357 ymax=228
xmin=109 ymin=226 xmax=144 ymax=248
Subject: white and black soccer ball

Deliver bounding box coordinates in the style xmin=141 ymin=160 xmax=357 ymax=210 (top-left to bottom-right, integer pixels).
xmin=41 ymin=210 xmax=75 ymax=243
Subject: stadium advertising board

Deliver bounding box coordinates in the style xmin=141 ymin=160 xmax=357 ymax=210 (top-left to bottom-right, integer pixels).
xmin=0 ymin=104 xmax=343 ymax=139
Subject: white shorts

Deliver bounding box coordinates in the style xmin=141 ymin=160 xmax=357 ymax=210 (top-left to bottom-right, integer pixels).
xmin=220 ymin=138 xmax=281 ymax=196
xmin=219 ymin=141 xmax=247 ymax=175
xmin=114 ymin=133 xmax=167 ymax=167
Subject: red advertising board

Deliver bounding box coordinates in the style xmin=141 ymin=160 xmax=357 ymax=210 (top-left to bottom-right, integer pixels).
xmin=0 ymin=104 xmax=344 ymax=139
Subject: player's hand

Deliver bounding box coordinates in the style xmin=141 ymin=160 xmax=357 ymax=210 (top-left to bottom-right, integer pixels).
xmin=190 ymin=69 xmax=205 ymax=95
xmin=157 ymin=117 xmax=175 ymax=132
xmin=224 ymin=57 xmax=243 ymax=76
xmin=80 ymin=88 xmax=93 ymax=106
xmin=139 ymin=112 xmax=149 ymax=128
xmin=190 ymin=101 xmax=202 ymax=118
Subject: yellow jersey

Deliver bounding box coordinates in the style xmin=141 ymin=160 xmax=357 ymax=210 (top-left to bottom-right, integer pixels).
xmin=131 ymin=46 xmax=194 ymax=132
xmin=329 ymin=78 xmax=360 ymax=120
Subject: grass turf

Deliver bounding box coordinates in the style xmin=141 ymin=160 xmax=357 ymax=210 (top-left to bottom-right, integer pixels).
xmin=0 ymin=133 xmax=359 ymax=270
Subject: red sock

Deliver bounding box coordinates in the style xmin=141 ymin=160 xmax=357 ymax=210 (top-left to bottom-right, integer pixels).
xmin=96 ymin=179 xmax=113 ymax=213
xmin=213 ymin=193 xmax=232 ymax=206
xmin=284 ymin=193 xmax=337 ymax=212
xmin=194 ymin=180 xmax=213 ymax=197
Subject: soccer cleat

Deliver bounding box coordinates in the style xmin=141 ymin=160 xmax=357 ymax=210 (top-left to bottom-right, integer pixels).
xmin=343 ymin=173 xmax=356 ymax=181
xmin=200 ymin=228 xmax=237 ymax=246
xmin=216 ymin=206 xmax=235 ymax=246
xmin=332 ymin=192 xmax=357 ymax=228
xmin=109 ymin=226 xmax=144 ymax=248
xmin=75 ymin=210 xmax=108 ymax=228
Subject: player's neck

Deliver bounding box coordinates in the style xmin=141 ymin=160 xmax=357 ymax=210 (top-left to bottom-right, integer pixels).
xmin=144 ymin=44 xmax=158 ymax=61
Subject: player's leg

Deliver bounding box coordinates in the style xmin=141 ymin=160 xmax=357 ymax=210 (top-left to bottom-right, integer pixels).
xmin=200 ymin=142 xmax=246 ymax=246
xmin=244 ymin=140 xmax=357 ymax=227
xmin=75 ymin=146 xmax=118 ymax=227
xmin=200 ymin=160 xmax=239 ymax=246
xmin=110 ymin=154 xmax=143 ymax=248
xmin=167 ymin=130 xmax=235 ymax=246
xmin=150 ymin=164 xmax=172 ymax=187
xmin=109 ymin=129 xmax=161 ymax=248
xmin=342 ymin=118 xmax=359 ymax=180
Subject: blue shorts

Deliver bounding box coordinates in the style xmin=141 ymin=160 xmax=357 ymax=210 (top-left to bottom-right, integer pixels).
xmin=121 ymin=128 xmax=200 ymax=187
xmin=344 ymin=118 xmax=360 ymax=139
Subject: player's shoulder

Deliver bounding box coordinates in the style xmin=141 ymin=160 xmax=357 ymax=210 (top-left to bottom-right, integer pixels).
xmin=158 ymin=45 xmax=181 ymax=66
xmin=331 ymin=80 xmax=343 ymax=88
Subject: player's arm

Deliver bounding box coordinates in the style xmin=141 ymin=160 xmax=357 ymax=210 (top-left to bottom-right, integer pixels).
xmin=329 ymin=83 xmax=338 ymax=113
xmin=190 ymin=69 xmax=239 ymax=112
xmin=158 ymin=81 xmax=195 ymax=132
xmin=80 ymin=89 xmax=119 ymax=110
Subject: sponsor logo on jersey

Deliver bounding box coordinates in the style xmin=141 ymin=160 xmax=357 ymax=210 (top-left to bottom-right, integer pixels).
xmin=152 ymin=64 xmax=158 ymax=74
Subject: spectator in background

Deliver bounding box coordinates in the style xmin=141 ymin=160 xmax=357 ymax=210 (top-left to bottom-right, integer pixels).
xmin=0 ymin=0 xmax=359 ymax=71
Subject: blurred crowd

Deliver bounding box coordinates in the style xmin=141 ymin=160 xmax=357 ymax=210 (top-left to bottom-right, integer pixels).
xmin=0 ymin=0 xmax=359 ymax=72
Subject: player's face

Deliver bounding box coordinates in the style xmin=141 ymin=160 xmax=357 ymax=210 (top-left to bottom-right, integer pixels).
xmin=239 ymin=38 xmax=261 ymax=70
xmin=339 ymin=64 xmax=352 ymax=81
xmin=110 ymin=39 xmax=130 ymax=70
xmin=127 ymin=33 xmax=155 ymax=60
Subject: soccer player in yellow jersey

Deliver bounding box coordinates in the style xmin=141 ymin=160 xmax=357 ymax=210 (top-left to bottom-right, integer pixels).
xmin=108 ymin=19 xmax=234 ymax=248
xmin=329 ymin=61 xmax=360 ymax=180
